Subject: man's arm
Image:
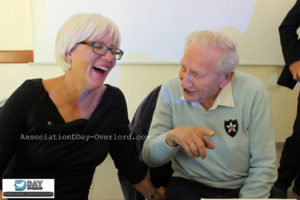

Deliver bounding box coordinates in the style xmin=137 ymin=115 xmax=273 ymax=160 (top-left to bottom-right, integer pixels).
xmin=142 ymin=83 xmax=215 ymax=167
xmin=239 ymin=84 xmax=277 ymax=198
xmin=142 ymin=85 xmax=181 ymax=167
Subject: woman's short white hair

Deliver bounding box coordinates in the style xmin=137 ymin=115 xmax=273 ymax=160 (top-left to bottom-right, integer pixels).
xmin=55 ymin=13 xmax=121 ymax=72
xmin=185 ymin=30 xmax=239 ymax=76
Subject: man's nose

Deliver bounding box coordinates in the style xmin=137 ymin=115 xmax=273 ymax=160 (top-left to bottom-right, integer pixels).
xmin=181 ymin=71 xmax=192 ymax=87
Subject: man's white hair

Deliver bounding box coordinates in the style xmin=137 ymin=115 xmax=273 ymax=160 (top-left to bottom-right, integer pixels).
xmin=185 ymin=30 xmax=239 ymax=75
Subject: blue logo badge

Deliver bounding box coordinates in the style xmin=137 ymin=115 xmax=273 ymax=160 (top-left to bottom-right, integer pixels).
xmin=15 ymin=180 xmax=26 ymax=191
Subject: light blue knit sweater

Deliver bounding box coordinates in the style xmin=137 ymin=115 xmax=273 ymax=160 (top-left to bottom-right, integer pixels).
xmin=142 ymin=71 xmax=277 ymax=198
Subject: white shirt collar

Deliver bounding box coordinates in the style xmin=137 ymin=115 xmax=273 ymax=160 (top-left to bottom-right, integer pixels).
xmin=180 ymin=82 xmax=235 ymax=110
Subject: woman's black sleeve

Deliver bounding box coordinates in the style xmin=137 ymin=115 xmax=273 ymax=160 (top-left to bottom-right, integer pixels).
xmin=0 ymin=81 xmax=30 ymax=189
xmin=108 ymin=89 xmax=147 ymax=185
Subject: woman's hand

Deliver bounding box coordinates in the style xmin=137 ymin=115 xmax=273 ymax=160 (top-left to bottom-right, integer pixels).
xmin=132 ymin=170 xmax=165 ymax=200
xmin=156 ymin=186 xmax=165 ymax=200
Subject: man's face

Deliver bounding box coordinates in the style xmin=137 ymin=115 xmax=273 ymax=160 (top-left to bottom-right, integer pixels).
xmin=179 ymin=42 xmax=224 ymax=103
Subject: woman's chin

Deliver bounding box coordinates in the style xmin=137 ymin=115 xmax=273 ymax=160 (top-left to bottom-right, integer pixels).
xmin=87 ymin=79 xmax=106 ymax=89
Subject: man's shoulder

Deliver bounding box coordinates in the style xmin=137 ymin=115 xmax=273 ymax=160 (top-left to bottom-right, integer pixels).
xmin=231 ymin=71 xmax=267 ymax=101
xmin=159 ymin=77 xmax=182 ymax=101
xmin=162 ymin=77 xmax=180 ymax=87
xmin=232 ymin=71 xmax=265 ymax=89
xmin=231 ymin=71 xmax=270 ymax=107
xmin=161 ymin=77 xmax=181 ymax=92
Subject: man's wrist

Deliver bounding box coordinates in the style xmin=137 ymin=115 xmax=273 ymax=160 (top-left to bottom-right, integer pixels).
xmin=165 ymin=131 xmax=178 ymax=147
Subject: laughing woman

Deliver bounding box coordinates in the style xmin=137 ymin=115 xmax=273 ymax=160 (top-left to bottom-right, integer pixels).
xmin=0 ymin=13 xmax=162 ymax=200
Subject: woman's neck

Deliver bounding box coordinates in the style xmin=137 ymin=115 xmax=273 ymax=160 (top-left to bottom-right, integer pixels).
xmin=63 ymin=74 xmax=106 ymax=111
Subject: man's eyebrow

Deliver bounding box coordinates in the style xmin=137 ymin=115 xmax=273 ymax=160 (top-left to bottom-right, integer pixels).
xmin=190 ymin=67 xmax=204 ymax=74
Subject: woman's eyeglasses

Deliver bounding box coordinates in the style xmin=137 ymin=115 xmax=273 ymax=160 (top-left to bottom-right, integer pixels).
xmin=79 ymin=41 xmax=123 ymax=60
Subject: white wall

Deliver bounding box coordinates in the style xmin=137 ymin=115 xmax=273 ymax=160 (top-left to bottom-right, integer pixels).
xmin=0 ymin=0 xmax=32 ymax=50
xmin=31 ymin=0 xmax=296 ymax=65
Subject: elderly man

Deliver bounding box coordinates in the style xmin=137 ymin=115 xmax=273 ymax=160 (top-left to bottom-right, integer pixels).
xmin=142 ymin=30 xmax=277 ymax=199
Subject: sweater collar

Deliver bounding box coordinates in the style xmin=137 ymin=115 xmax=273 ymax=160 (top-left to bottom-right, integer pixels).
xmin=180 ymin=82 xmax=235 ymax=110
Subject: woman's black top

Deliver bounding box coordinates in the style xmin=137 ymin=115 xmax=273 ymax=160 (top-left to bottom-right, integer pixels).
xmin=0 ymin=79 xmax=147 ymax=199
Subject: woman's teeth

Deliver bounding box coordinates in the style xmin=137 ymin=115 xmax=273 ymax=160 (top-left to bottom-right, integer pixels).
xmin=93 ymin=66 xmax=108 ymax=74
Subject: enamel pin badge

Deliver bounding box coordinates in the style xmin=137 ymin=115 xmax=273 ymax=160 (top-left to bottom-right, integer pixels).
xmin=224 ymin=119 xmax=238 ymax=137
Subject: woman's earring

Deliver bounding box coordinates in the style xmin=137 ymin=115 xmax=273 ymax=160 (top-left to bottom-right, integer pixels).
xmin=66 ymin=53 xmax=72 ymax=63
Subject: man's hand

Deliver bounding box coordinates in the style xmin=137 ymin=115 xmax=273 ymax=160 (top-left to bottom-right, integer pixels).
xmin=289 ymin=60 xmax=300 ymax=81
xmin=165 ymin=126 xmax=215 ymax=159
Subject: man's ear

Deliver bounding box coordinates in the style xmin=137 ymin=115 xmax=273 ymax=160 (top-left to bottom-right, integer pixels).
xmin=219 ymin=72 xmax=234 ymax=88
